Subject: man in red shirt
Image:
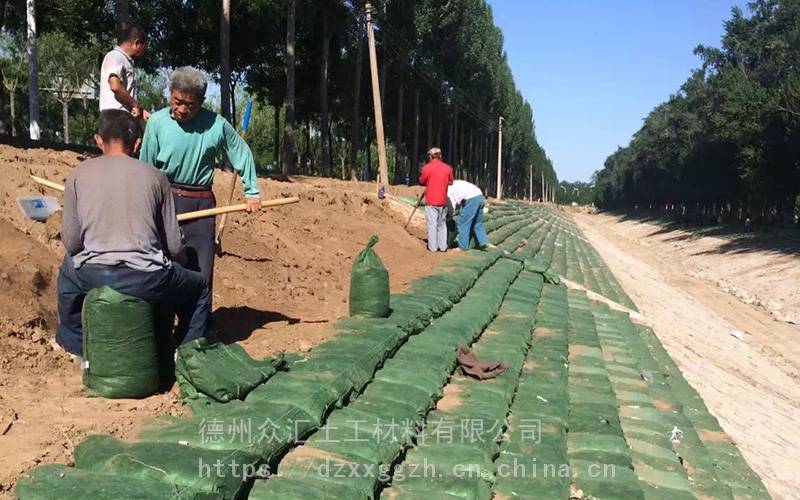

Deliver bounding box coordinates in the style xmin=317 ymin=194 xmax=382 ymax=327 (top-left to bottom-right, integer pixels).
xmin=419 ymin=147 xmax=454 ymax=252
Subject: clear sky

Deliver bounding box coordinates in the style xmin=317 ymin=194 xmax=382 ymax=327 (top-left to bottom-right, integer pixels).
xmin=487 ymin=0 xmax=748 ymax=182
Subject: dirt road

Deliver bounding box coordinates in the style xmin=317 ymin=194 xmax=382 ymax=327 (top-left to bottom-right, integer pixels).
xmin=574 ymin=211 xmax=800 ymax=499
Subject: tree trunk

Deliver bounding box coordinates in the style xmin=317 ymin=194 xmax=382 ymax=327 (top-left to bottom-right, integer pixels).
xmin=320 ymin=11 xmax=331 ymax=177
xmin=220 ymin=0 xmax=232 ymax=121
xmin=304 ymin=119 xmax=311 ymax=174
xmin=349 ymin=17 xmax=365 ymax=181
xmin=114 ymin=0 xmax=131 ymax=38
xmin=62 ymin=99 xmax=69 ymax=143
xmin=9 ymin=90 xmax=16 ymax=137
xmin=426 ymin=101 xmax=432 ymax=152
xmin=283 ymin=0 xmax=296 ymax=175
xmin=468 ymin=129 xmax=473 ymax=181
xmin=447 ymin=120 xmax=454 ymax=165
xmin=26 ymin=0 xmax=40 ymax=140
xmin=459 ymin=121 xmax=464 ymax=176
xmin=0 ymin=0 xmax=8 ymax=31
xmin=453 ymin=112 xmax=459 ymax=171
xmin=412 ymin=87 xmax=419 ymax=175
xmin=393 ymin=84 xmax=404 ymax=184
xmin=435 ymin=102 xmax=442 ymax=147
xmin=273 ymin=103 xmax=281 ymax=169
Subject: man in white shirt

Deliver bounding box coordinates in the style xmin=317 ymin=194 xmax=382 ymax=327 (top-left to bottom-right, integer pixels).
xmin=99 ymin=26 xmax=149 ymax=120
xmin=447 ymin=179 xmax=490 ymax=251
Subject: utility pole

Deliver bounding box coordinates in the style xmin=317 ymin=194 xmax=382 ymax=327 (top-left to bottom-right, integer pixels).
xmin=495 ymin=116 xmax=503 ymax=200
xmin=529 ymin=165 xmax=533 ymax=202
xmin=26 ymin=0 xmax=40 ymax=140
xmin=365 ymin=2 xmax=388 ymax=190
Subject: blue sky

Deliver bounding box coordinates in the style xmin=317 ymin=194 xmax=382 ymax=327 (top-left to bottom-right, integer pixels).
xmin=487 ymin=0 xmax=749 ymax=182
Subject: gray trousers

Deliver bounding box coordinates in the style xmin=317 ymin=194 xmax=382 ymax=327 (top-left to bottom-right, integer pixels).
xmin=425 ymin=205 xmax=448 ymax=252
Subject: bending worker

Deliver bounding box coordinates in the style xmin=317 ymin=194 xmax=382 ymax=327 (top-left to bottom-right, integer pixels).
xmin=448 ymin=179 xmax=490 ymax=251
xmin=57 ymin=110 xmax=211 ymax=358
xmin=419 ymin=147 xmax=453 ymax=252
xmin=141 ymin=66 xmax=261 ymax=299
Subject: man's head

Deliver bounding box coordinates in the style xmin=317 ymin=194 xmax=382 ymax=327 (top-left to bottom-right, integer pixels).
xmin=169 ymin=67 xmax=207 ymax=123
xmin=427 ymin=147 xmax=442 ymax=161
xmin=94 ymin=109 xmax=142 ymax=156
xmin=119 ymin=26 xmax=147 ymax=59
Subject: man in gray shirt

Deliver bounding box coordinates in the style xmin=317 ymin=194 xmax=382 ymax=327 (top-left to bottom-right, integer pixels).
xmin=56 ymin=110 xmax=211 ymax=356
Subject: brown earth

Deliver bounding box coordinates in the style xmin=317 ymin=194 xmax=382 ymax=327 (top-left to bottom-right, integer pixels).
xmin=573 ymin=211 xmax=800 ymax=499
xmin=0 ymin=144 xmax=450 ymax=495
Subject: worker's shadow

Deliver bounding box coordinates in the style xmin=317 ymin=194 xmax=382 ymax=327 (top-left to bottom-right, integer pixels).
xmin=212 ymin=306 xmax=300 ymax=343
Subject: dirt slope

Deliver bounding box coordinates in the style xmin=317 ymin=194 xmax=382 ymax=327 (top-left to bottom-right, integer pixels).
xmin=0 ymin=144 xmax=447 ymax=494
xmin=574 ymin=211 xmax=800 ymax=499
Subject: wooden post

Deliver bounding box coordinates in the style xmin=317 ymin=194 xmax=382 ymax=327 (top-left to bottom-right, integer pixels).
xmin=496 ymin=116 xmax=503 ymax=200
xmin=365 ymin=2 xmax=388 ymax=188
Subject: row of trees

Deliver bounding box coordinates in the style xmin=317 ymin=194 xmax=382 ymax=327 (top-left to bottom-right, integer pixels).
xmin=554 ymin=181 xmax=595 ymax=206
xmin=593 ymin=0 xmax=800 ymax=219
xmin=0 ymin=0 xmax=557 ymax=197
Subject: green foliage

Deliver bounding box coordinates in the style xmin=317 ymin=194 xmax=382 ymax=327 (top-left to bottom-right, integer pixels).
xmin=137 ymin=70 xmax=168 ymax=113
xmin=556 ymin=181 xmax=595 ymax=206
xmin=594 ymin=0 xmax=800 ymax=215
xmin=2 ymin=0 xmax=554 ymax=191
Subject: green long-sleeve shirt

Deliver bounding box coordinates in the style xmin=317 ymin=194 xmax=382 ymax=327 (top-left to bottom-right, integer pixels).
xmin=140 ymin=107 xmax=260 ymax=197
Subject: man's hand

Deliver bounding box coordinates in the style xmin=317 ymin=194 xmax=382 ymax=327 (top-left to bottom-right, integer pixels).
xmin=245 ymin=197 xmax=262 ymax=212
xmin=131 ymin=103 xmax=143 ymax=118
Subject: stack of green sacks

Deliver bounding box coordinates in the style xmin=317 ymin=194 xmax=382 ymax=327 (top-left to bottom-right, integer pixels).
xmin=492 ymin=283 xmax=572 ymax=499
xmin=384 ymin=271 xmax=543 ymax=499
xmin=248 ymin=259 xmax=523 ymax=499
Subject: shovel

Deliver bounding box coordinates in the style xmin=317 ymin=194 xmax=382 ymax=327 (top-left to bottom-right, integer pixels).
xmin=403 ymin=192 xmax=425 ymax=230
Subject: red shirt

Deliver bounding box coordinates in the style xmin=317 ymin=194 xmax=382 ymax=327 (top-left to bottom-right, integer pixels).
xmin=419 ymin=159 xmax=454 ymax=206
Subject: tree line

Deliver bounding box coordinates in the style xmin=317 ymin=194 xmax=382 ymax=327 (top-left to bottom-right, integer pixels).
xmin=0 ymin=0 xmax=556 ymax=197
xmin=593 ymin=0 xmax=800 ymax=222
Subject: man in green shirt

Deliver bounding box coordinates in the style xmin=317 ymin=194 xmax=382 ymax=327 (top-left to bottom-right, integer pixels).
xmin=140 ymin=66 xmax=261 ymax=296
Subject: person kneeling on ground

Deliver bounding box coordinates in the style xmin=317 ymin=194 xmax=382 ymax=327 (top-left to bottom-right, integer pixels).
xmin=419 ymin=147 xmax=453 ymax=252
xmin=56 ymin=110 xmax=211 ymax=360
xmin=448 ymin=179 xmax=490 ymax=251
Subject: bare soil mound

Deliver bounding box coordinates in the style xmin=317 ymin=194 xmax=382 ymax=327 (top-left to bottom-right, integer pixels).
xmin=0 ymin=144 xmax=449 ymax=494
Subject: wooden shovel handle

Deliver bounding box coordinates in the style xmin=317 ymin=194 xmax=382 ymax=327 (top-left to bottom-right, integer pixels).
xmin=177 ymin=197 xmax=300 ymax=222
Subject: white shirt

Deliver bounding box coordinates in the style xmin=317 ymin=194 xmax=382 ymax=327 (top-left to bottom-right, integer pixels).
xmin=448 ymin=180 xmax=483 ymax=207
xmin=99 ymin=46 xmax=135 ymax=111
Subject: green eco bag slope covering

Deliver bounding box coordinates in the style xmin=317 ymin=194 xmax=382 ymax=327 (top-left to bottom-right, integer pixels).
xmin=82 ymin=286 xmax=160 ymax=399
xmin=15 ymin=464 xmax=221 ymax=500
xmin=349 ymin=235 xmax=390 ymax=318
xmin=176 ymin=337 xmax=281 ymax=403
xmin=74 ymin=435 xmax=256 ymax=499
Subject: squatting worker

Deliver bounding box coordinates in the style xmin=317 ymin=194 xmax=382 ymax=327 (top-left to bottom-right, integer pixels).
xmin=140 ymin=66 xmax=261 ymax=299
xmin=419 ymin=147 xmax=454 ymax=252
xmin=448 ymin=180 xmax=490 ymax=251
xmin=99 ymin=26 xmax=149 ymax=120
xmin=56 ymin=110 xmax=211 ymax=359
